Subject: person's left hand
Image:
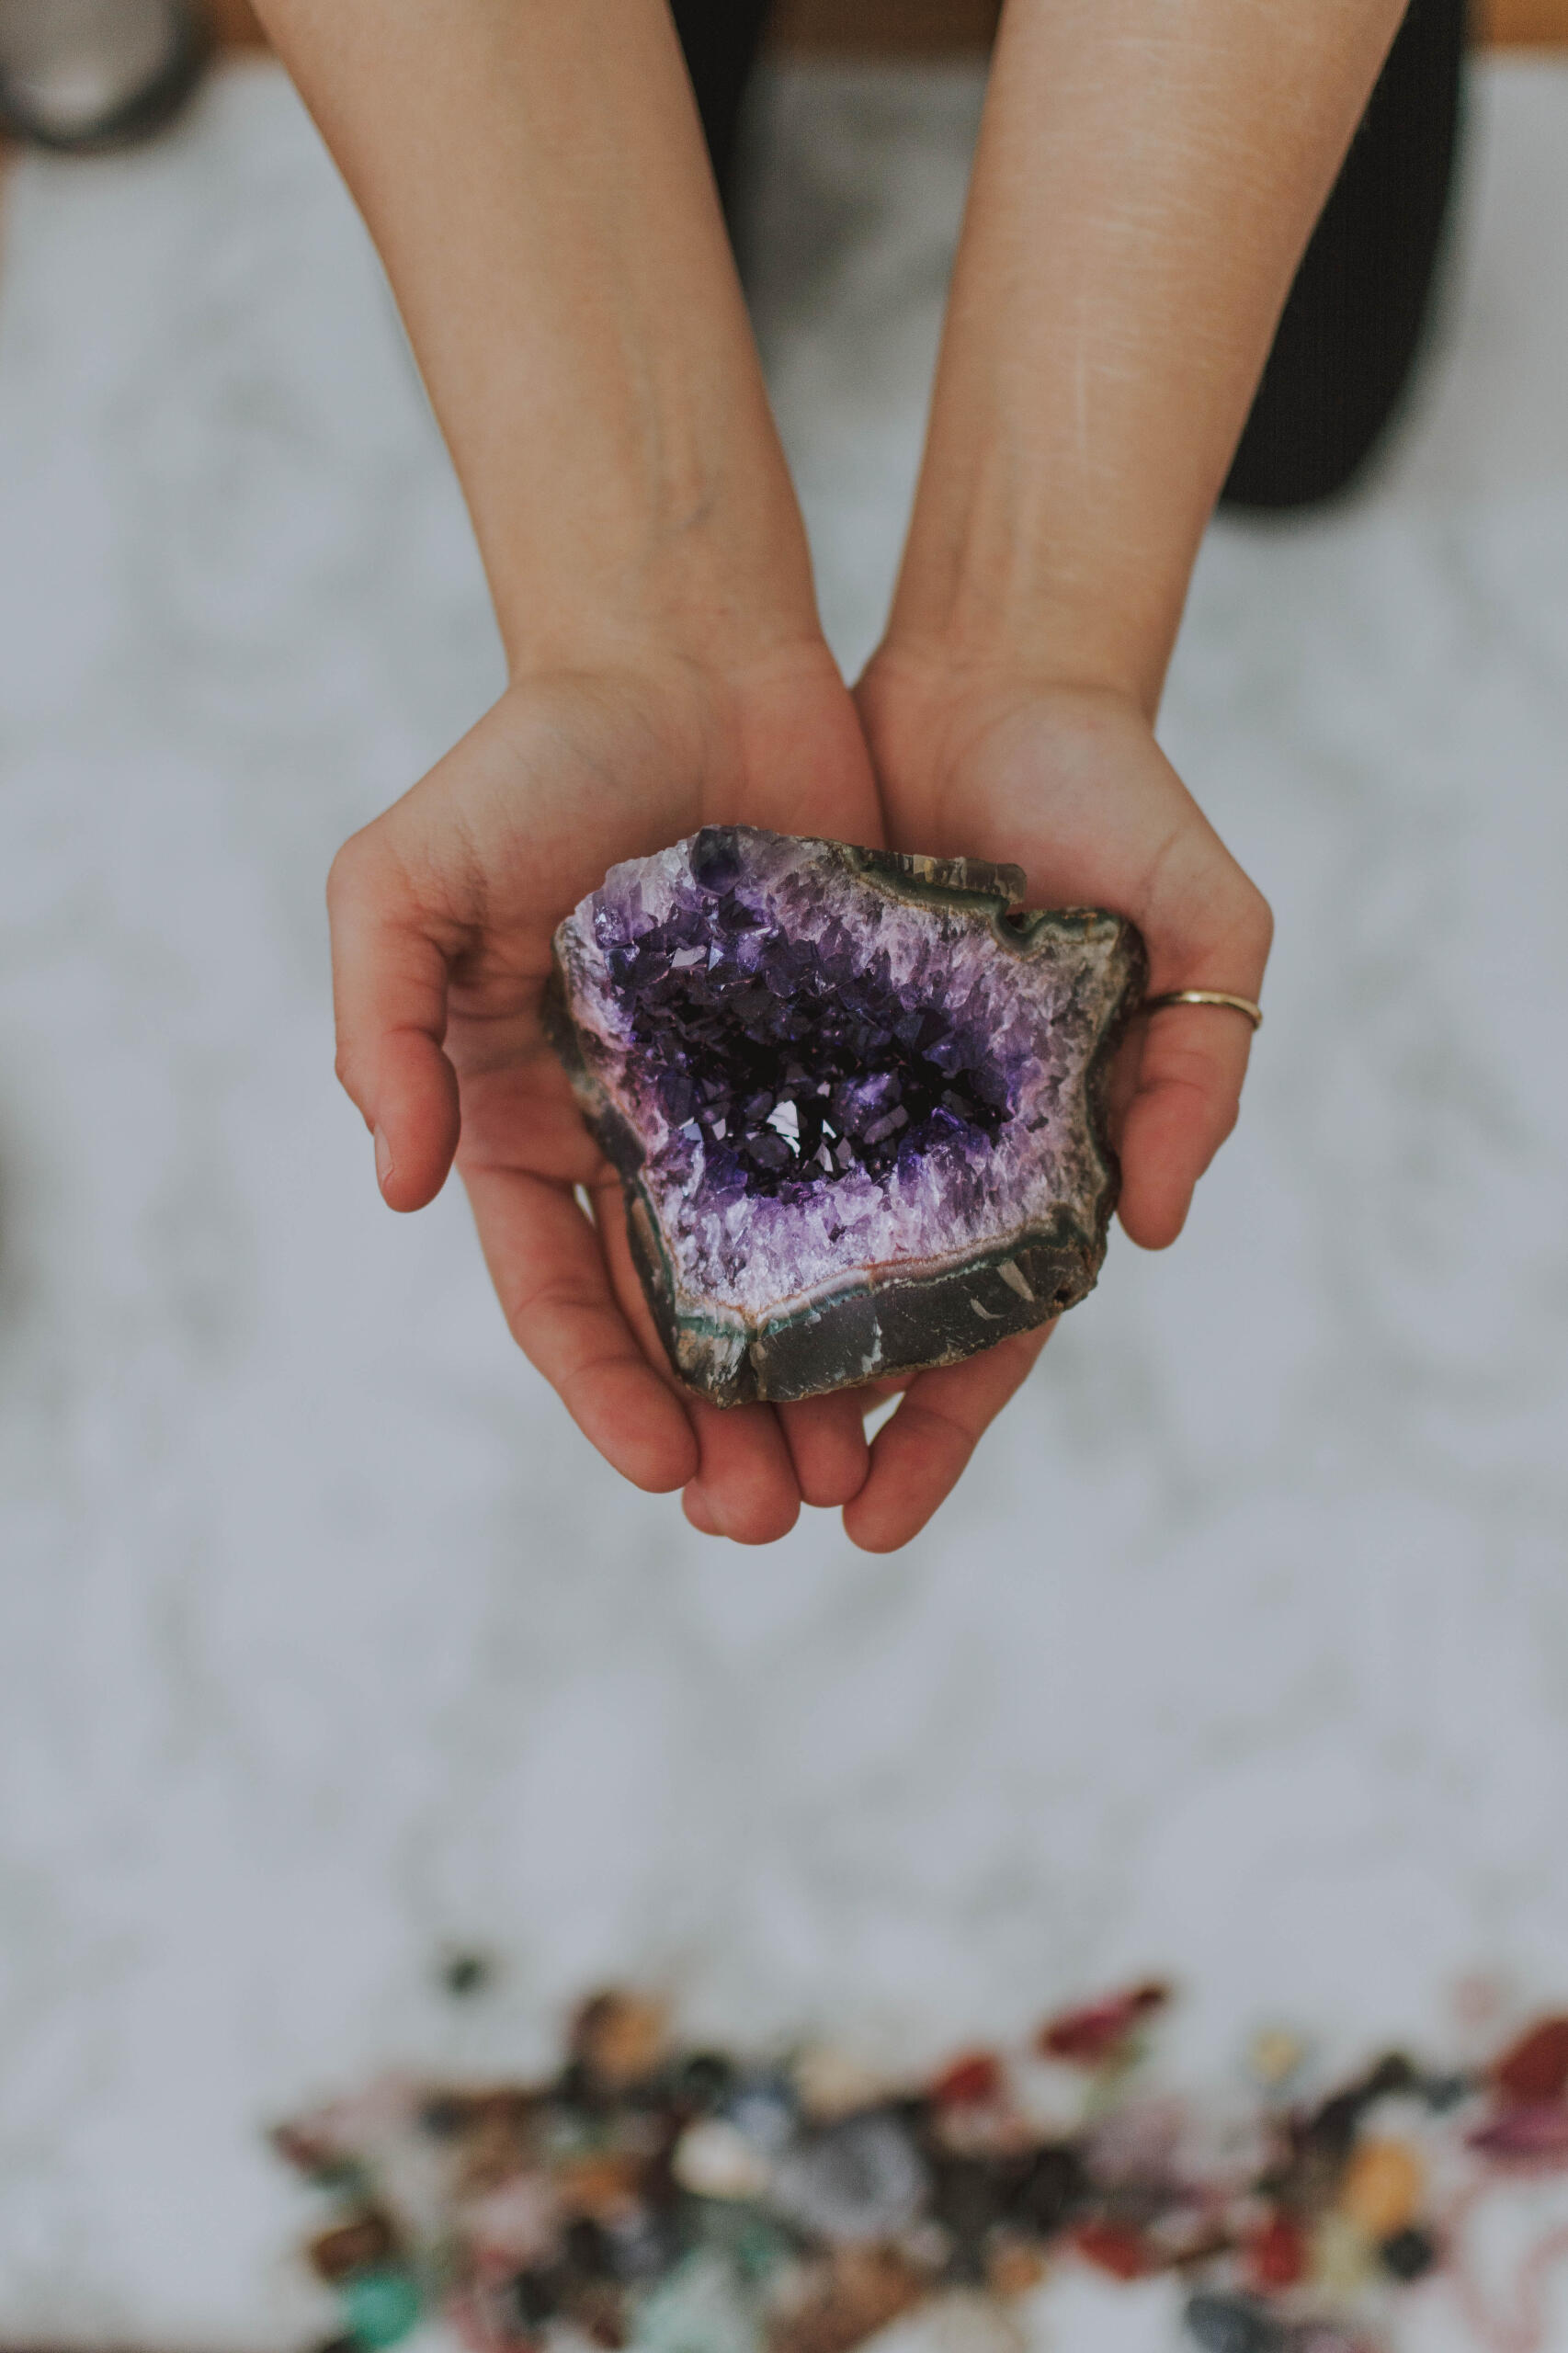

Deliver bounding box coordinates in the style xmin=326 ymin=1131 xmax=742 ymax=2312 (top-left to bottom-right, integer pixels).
xmin=846 ymin=647 xmax=1274 ymax=1551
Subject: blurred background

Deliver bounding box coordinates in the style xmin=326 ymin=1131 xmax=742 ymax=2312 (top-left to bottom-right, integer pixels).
xmin=0 ymin=1 xmax=1566 ymax=2344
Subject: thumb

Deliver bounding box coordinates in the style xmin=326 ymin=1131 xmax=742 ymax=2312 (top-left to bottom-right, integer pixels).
xmin=326 ymin=828 xmax=462 ymax=1211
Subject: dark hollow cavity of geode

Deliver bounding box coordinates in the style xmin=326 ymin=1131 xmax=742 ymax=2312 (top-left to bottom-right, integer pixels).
xmin=547 ymin=827 xmax=1146 ymax=1407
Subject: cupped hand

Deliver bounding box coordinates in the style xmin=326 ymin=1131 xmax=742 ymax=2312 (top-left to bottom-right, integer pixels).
xmin=845 ymin=651 xmax=1273 ymax=1551
xmin=327 ymin=641 xmax=888 ymax=1545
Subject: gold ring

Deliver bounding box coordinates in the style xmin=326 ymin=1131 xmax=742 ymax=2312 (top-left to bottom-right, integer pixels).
xmin=1145 ymin=989 xmax=1263 ymax=1032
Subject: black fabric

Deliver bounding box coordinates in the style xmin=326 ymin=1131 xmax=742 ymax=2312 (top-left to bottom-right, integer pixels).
xmin=671 ymin=0 xmax=1467 ymax=515
xmin=670 ymin=0 xmax=773 ymax=218
xmin=1221 ymin=0 xmax=1467 ymax=511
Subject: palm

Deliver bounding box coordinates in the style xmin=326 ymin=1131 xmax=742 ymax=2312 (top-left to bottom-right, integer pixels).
xmin=329 ymin=649 xmax=889 ymax=1542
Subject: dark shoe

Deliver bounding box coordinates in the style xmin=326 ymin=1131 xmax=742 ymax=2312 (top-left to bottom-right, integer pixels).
xmin=0 ymin=0 xmax=209 ymax=153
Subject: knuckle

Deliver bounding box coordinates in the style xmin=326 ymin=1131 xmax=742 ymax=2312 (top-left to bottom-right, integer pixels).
xmin=325 ymin=826 xmax=385 ymax=925
xmin=324 ymin=832 xmax=362 ymax=911
xmin=901 ymin=1396 xmax=979 ymax=1465
xmin=1240 ymin=881 xmax=1275 ymax=963
xmin=1212 ymin=1090 xmax=1242 ymax=1147
xmin=333 ymin=1035 xmax=369 ymax=1111
xmin=506 ymin=1273 xmax=600 ymax=1354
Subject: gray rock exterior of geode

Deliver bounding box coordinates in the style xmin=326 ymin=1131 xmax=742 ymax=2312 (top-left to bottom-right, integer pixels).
xmin=548 ymin=830 xmax=1146 ymax=1407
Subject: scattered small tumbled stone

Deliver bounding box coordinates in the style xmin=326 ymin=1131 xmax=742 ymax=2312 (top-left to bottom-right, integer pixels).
xmin=1038 ymin=1980 xmax=1169 ymax=2066
xmin=1073 ymin=2218 xmax=1153 ymax=2279
xmin=931 ymin=2052 xmax=1005 ymax=2109
xmin=1008 ymin=2141 xmax=1085 ymax=2235
xmin=440 ymin=1948 xmax=494 ymax=1999
xmin=1336 ymin=2137 xmax=1424 ymax=2239
xmin=1310 ymin=2211 xmax=1377 ymax=2297
xmin=769 ymin=2114 xmax=928 ymax=2245
xmin=675 ymin=2118 xmax=775 ymax=2201
xmin=549 ymin=826 xmax=1145 ymax=1404
xmin=1183 ymin=2291 xmax=1284 ymax=2353
xmin=1247 ymin=2027 xmax=1309 ymax=2091
xmin=1378 ymin=2223 xmax=1438 ymax=2280
xmin=924 ymin=2154 xmax=1013 ymax=2284
xmin=724 ymin=2079 xmax=799 ymax=2154
xmin=1083 ymin=2094 xmax=1186 ymax=2189
xmin=506 ymin=2265 xmax=561 ymax=2327
xmin=770 ymin=2245 xmax=929 ymax=2353
xmin=1420 ymin=2070 xmax=1473 ymax=2111
xmin=674 ymin=2051 xmax=738 ymax=2113
xmin=983 ymin=2234 xmax=1048 ymax=2298
xmin=636 ymin=2248 xmax=761 ymax=2353
xmin=338 ymin=2267 xmax=422 ymax=2349
xmin=1361 ymin=2052 xmax=1420 ymax=2099
xmin=1469 ymin=2100 xmax=1568 ymax=2160
xmin=571 ymin=1988 xmax=670 ymax=2088
xmin=791 ymin=2043 xmax=890 ymax=2120
xmin=1246 ymin=2211 xmax=1306 ymax=2291
xmin=307 ymin=2211 xmax=399 ymax=2283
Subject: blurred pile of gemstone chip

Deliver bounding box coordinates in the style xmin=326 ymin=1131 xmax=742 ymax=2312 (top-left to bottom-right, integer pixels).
xmin=272 ymin=1984 xmax=1568 ymax=2353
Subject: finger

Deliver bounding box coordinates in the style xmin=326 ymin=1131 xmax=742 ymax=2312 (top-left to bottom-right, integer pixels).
xmin=327 ymin=831 xmax=461 ymax=1211
xmin=588 ymin=1175 xmax=803 ymax=1543
xmin=842 ymin=1326 xmax=1051 ymax=1553
xmin=1116 ymin=1007 xmax=1254 ymax=1249
xmin=684 ymin=1484 xmax=723 ymax=1539
xmin=778 ymin=1391 xmax=871 ymax=1509
xmin=463 ymin=1162 xmax=699 ymax=1494
xmin=683 ymin=1396 xmax=802 ymax=1546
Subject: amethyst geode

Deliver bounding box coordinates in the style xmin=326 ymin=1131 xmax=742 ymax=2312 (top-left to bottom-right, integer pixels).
xmin=547 ymin=828 xmax=1145 ymax=1406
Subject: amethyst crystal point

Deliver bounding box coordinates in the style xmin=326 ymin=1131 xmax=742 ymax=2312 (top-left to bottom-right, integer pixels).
xmin=548 ymin=827 xmax=1146 ymax=1406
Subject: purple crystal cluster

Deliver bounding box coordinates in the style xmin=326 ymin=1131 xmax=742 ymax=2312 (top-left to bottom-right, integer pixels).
xmin=604 ymin=828 xmax=1011 ymax=1202
xmin=549 ymin=828 xmax=1145 ymax=1405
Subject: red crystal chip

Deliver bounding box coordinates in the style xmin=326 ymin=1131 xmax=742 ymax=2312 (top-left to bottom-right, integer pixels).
xmin=1074 ymin=2221 xmax=1153 ymax=2279
xmin=1040 ymin=1982 xmax=1171 ymax=2065
xmin=1469 ymin=2101 xmax=1568 ymax=2163
xmin=1246 ymin=2211 xmax=1306 ymax=2290
xmin=1493 ymin=2016 xmax=1568 ymax=2105
xmin=932 ymin=2052 xmax=1005 ymax=2107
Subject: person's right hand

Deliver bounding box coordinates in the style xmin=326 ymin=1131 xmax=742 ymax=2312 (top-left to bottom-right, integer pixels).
xmin=326 ymin=639 xmax=887 ymax=1545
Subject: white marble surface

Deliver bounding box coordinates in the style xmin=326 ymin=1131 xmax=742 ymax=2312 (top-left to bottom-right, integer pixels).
xmin=0 ymin=49 xmax=1566 ymax=2348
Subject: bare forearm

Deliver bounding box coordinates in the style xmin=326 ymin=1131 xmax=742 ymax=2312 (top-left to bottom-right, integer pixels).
xmin=254 ymin=0 xmax=816 ymax=674
xmin=889 ymin=0 xmax=1409 ymax=711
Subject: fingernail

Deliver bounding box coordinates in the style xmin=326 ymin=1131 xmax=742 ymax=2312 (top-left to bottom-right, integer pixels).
xmin=374 ymin=1127 xmax=392 ymax=1190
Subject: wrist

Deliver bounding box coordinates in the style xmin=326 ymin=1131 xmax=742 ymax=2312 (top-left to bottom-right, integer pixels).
xmin=502 ymin=598 xmax=846 ymax=710
xmin=483 ymin=373 xmax=828 ymax=686
xmin=879 ymin=530 xmax=1183 ymax=726
xmin=496 ymin=513 xmax=828 ymax=691
xmin=489 ymin=625 xmax=862 ymax=822
xmin=859 ymin=635 xmax=1152 ymax=753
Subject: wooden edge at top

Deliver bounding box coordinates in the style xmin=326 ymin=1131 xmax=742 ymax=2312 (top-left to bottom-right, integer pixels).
xmin=123 ymin=0 xmax=1568 ymax=58
xmin=1481 ymin=0 xmax=1568 ymax=39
